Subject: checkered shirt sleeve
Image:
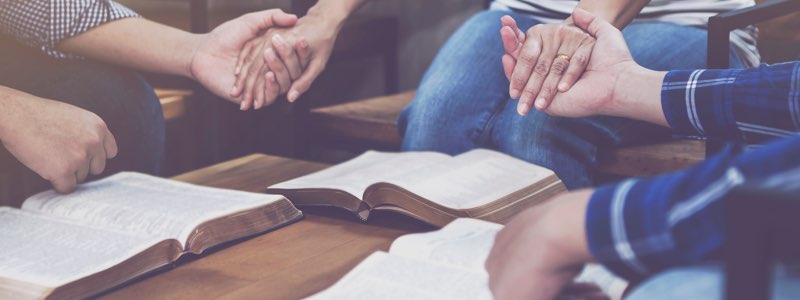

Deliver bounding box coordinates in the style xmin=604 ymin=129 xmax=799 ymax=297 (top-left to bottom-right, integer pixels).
xmin=0 ymin=0 xmax=139 ymax=58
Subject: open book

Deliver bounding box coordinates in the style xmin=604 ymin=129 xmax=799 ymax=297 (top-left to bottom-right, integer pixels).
xmin=0 ymin=172 xmax=302 ymax=300
xmin=267 ymin=149 xmax=565 ymax=227
xmin=308 ymin=218 xmax=628 ymax=300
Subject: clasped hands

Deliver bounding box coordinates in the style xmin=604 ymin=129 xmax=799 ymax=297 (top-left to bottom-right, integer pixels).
xmin=501 ymin=8 xmax=640 ymax=119
xmin=222 ymin=10 xmax=336 ymax=111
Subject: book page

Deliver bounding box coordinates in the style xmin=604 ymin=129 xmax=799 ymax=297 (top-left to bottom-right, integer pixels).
xmin=307 ymin=252 xmax=492 ymax=300
xmin=384 ymin=149 xmax=555 ymax=209
xmin=268 ymin=151 xmax=450 ymax=199
xmin=0 ymin=208 xmax=161 ymax=288
xmin=389 ymin=218 xmax=501 ymax=270
xmin=22 ymin=172 xmax=287 ymax=244
xmin=391 ymin=218 xmax=628 ymax=300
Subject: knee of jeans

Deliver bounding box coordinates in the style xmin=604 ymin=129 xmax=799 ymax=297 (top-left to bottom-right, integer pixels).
xmin=623 ymin=23 xmax=709 ymax=70
xmin=398 ymin=98 xmax=450 ymax=151
xmin=495 ymin=114 xmax=597 ymax=189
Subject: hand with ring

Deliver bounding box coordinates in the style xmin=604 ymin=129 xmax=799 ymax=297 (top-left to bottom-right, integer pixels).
xmin=500 ymin=15 xmax=596 ymax=115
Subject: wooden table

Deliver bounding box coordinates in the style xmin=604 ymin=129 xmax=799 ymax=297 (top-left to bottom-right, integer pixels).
xmin=99 ymin=154 xmax=434 ymax=299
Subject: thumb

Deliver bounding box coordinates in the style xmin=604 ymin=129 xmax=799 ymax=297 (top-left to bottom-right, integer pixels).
xmin=571 ymin=8 xmax=615 ymax=38
xmin=240 ymin=9 xmax=297 ymax=32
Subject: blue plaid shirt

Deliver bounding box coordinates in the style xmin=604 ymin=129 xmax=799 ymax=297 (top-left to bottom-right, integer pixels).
xmin=586 ymin=61 xmax=800 ymax=281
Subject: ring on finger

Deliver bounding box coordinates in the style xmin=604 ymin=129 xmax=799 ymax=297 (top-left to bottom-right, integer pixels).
xmin=557 ymin=53 xmax=570 ymax=61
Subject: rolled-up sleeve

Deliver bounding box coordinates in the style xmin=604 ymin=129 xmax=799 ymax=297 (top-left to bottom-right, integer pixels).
xmin=0 ymin=0 xmax=139 ymax=58
xmin=661 ymin=62 xmax=800 ymax=144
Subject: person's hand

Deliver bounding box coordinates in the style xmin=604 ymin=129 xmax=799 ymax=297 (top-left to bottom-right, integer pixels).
xmin=486 ymin=190 xmax=596 ymax=300
xmin=230 ymin=29 xmax=311 ymax=110
xmin=500 ymin=16 xmax=596 ymax=115
xmin=188 ymin=9 xmax=298 ymax=105
xmin=232 ymin=13 xmax=339 ymax=109
xmin=501 ymin=9 xmax=644 ymax=118
xmin=0 ymin=90 xmax=118 ymax=193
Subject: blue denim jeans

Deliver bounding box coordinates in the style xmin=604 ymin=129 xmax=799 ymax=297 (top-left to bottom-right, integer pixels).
xmin=398 ymin=10 xmax=745 ymax=189
xmin=0 ymin=38 xmax=164 ymax=206
xmin=627 ymin=264 xmax=800 ymax=300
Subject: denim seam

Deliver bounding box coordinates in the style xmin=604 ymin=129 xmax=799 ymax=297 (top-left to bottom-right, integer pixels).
xmin=472 ymin=97 xmax=511 ymax=145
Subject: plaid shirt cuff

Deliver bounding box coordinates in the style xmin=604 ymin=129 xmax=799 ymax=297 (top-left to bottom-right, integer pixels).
xmin=661 ymin=68 xmax=744 ymax=140
xmin=661 ymin=62 xmax=800 ymax=144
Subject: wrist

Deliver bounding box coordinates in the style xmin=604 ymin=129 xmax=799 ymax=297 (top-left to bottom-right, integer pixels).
xmin=539 ymin=190 xmax=594 ymax=267
xmin=184 ymin=33 xmax=206 ymax=80
xmin=610 ymin=64 xmax=668 ymax=126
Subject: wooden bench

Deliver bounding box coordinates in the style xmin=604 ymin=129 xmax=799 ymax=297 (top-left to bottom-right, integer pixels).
xmin=309 ymin=91 xmax=706 ymax=178
xmin=154 ymin=88 xmax=193 ymax=121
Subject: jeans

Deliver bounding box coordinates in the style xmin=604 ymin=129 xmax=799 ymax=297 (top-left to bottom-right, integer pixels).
xmin=627 ymin=264 xmax=800 ymax=300
xmin=398 ymin=10 xmax=745 ymax=189
xmin=0 ymin=38 xmax=164 ymax=206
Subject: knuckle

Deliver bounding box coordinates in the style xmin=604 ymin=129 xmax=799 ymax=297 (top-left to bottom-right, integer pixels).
xmin=522 ymin=86 xmax=538 ymax=98
xmin=540 ymin=86 xmax=554 ymax=97
xmin=518 ymin=52 xmax=537 ymax=65
xmin=573 ymin=54 xmax=589 ymax=66
xmin=511 ymin=77 xmax=527 ymax=88
xmin=551 ymin=60 xmax=568 ymax=75
xmin=533 ymin=62 xmax=550 ymax=76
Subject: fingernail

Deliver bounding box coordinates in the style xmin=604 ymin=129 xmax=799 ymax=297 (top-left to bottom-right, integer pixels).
xmin=235 ymin=66 xmax=241 ymax=75
xmin=535 ymin=98 xmax=546 ymax=109
xmin=558 ymin=83 xmax=568 ymax=91
xmin=265 ymin=48 xmax=275 ymax=60
xmin=510 ymin=89 xmax=519 ymax=99
xmin=288 ymin=90 xmax=299 ymax=102
xmin=240 ymin=101 xmax=247 ymax=111
xmin=518 ymin=102 xmax=529 ymax=115
xmin=230 ymin=85 xmax=238 ymax=96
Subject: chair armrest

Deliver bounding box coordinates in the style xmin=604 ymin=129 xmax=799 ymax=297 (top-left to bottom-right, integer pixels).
xmin=707 ymin=0 xmax=800 ymax=68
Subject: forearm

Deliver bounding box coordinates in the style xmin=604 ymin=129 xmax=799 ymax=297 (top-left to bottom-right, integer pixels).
xmin=602 ymin=66 xmax=669 ymax=127
xmin=568 ymin=0 xmax=650 ymax=28
xmin=305 ymin=0 xmax=370 ymax=31
xmin=58 ymin=18 xmax=201 ymax=78
xmin=586 ymin=134 xmax=800 ymax=280
xmin=0 ymin=86 xmax=48 ymax=142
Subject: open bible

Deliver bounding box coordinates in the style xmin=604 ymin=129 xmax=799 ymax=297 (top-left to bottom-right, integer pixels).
xmin=308 ymin=218 xmax=629 ymax=300
xmin=0 ymin=172 xmax=302 ymax=300
xmin=267 ymin=149 xmax=565 ymax=227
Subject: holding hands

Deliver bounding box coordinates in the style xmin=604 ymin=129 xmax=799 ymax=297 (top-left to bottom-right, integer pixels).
xmin=502 ymin=8 xmax=644 ymax=118
xmin=230 ymin=13 xmax=339 ymax=110
xmin=188 ymin=9 xmax=299 ymax=104
xmin=501 ymin=15 xmax=596 ymax=115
